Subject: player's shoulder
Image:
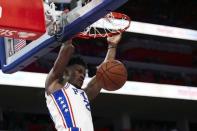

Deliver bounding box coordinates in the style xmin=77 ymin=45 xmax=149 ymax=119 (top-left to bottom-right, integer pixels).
xmin=46 ymin=79 xmax=64 ymax=95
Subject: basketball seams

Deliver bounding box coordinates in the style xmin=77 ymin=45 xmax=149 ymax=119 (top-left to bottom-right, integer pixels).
xmin=96 ymin=71 xmax=102 ymax=79
xmin=106 ymin=61 xmax=127 ymax=77
xmin=107 ymin=70 xmax=127 ymax=78
xmin=105 ymin=62 xmax=122 ymax=72
xmin=100 ymin=65 xmax=108 ymax=88
xmin=101 ymin=64 xmax=119 ymax=88
xmin=103 ymin=62 xmax=122 ymax=88
xmin=104 ymin=69 xmax=121 ymax=89
xmin=107 ymin=67 xmax=127 ymax=77
xmin=96 ymin=60 xmax=127 ymax=91
xmin=101 ymin=73 xmax=108 ymax=89
xmin=97 ymin=70 xmax=105 ymax=86
xmin=105 ymin=61 xmax=108 ymax=71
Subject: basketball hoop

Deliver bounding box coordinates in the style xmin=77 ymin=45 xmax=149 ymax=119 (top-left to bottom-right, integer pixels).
xmin=76 ymin=12 xmax=131 ymax=39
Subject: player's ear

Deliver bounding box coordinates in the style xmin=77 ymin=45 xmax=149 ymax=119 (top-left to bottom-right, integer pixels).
xmin=64 ymin=68 xmax=69 ymax=76
xmin=62 ymin=68 xmax=69 ymax=80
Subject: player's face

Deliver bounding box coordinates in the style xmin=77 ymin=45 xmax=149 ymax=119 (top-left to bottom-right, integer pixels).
xmin=69 ymin=64 xmax=86 ymax=88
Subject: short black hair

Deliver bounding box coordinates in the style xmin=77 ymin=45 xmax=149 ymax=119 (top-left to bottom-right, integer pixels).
xmin=67 ymin=55 xmax=87 ymax=69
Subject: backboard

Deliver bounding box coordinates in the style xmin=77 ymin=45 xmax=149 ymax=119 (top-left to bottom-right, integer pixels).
xmin=0 ymin=0 xmax=128 ymax=73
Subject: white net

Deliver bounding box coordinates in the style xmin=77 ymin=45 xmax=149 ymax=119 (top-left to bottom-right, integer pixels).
xmin=77 ymin=12 xmax=131 ymax=38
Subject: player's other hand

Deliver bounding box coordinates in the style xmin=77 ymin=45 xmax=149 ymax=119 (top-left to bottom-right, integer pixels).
xmin=62 ymin=38 xmax=73 ymax=47
xmin=107 ymin=33 xmax=122 ymax=46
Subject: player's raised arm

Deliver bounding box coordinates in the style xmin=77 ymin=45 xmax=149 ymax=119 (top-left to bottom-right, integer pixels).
xmin=45 ymin=39 xmax=75 ymax=94
xmin=84 ymin=33 xmax=122 ymax=101
xmin=104 ymin=33 xmax=122 ymax=61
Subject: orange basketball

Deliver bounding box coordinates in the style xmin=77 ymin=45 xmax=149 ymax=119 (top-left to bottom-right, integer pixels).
xmin=96 ymin=60 xmax=127 ymax=91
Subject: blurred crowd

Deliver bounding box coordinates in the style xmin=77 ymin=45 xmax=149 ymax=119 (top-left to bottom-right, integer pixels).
xmin=118 ymin=0 xmax=197 ymax=30
xmin=0 ymin=111 xmax=181 ymax=131
xmin=23 ymin=35 xmax=197 ymax=87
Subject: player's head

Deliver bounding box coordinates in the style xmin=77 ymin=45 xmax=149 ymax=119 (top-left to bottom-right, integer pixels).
xmin=64 ymin=55 xmax=87 ymax=88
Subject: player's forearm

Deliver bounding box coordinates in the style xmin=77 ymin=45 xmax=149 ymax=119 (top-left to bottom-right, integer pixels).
xmin=53 ymin=41 xmax=75 ymax=76
xmin=104 ymin=34 xmax=122 ymax=62
xmin=45 ymin=41 xmax=74 ymax=90
xmin=84 ymin=76 xmax=102 ymax=101
xmin=104 ymin=44 xmax=117 ymax=62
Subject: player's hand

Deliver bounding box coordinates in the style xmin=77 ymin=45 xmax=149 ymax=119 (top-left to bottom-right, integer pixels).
xmin=107 ymin=33 xmax=122 ymax=46
xmin=62 ymin=38 xmax=73 ymax=48
xmin=64 ymin=38 xmax=73 ymax=45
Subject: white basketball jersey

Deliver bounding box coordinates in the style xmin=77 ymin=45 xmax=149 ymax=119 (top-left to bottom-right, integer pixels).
xmin=45 ymin=82 xmax=94 ymax=131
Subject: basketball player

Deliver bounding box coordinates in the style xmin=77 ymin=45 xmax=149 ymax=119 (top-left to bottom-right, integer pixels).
xmin=45 ymin=33 xmax=122 ymax=131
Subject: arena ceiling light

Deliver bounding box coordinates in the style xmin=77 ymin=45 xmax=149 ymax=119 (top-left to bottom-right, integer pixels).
xmin=92 ymin=19 xmax=197 ymax=41
xmin=1 ymin=70 xmax=197 ymax=101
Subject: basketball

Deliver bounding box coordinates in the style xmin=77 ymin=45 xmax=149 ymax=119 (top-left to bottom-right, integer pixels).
xmin=96 ymin=60 xmax=127 ymax=91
